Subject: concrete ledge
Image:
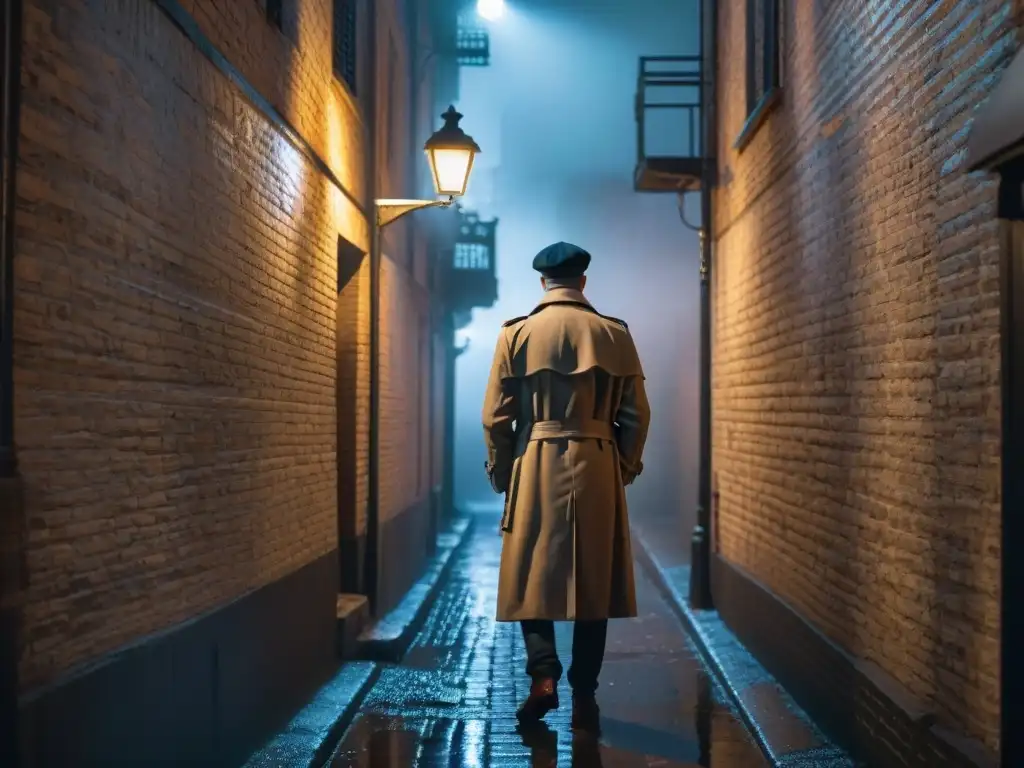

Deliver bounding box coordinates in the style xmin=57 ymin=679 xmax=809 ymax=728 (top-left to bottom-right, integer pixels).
xmin=708 ymin=552 xmax=997 ymax=768
xmin=21 ymin=549 xmax=339 ymax=767
xmin=355 ymin=514 xmax=474 ymax=662
xmin=242 ymin=662 xmax=379 ymax=768
xmin=335 ymin=594 xmax=370 ymax=659
xmin=631 ymin=526 xmax=857 ymax=768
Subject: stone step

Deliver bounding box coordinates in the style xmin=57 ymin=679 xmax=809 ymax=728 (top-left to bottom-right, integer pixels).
xmin=336 ymin=593 xmax=370 ymax=659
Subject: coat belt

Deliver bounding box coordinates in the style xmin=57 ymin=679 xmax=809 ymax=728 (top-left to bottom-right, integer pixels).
xmin=526 ymin=419 xmax=615 ymax=441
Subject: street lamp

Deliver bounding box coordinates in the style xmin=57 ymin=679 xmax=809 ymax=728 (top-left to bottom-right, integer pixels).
xmin=477 ymin=0 xmax=506 ymax=21
xmin=365 ymin=106 xmax=480 ymax=614
xmin=375 ymin=105 xmax=481 ymax=228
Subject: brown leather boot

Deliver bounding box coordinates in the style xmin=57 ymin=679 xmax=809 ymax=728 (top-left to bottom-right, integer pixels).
xmin=516 ymin=677 xmax=559 ymax=722
xmin=570 ymin=693 xmax=601 ymax=733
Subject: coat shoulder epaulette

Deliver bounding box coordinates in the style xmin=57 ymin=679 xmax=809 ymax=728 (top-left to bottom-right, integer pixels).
xmin=599 ymin=313 xmax=629 ymax=330
xmin=501 ymin=315 xmax=528 ymax=328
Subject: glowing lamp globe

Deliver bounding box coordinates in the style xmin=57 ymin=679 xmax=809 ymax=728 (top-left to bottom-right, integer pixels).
xmin=424 ymin=106 xmax=481 ymax=198
xmin=477 ymin=0 xmax=505 ymax=20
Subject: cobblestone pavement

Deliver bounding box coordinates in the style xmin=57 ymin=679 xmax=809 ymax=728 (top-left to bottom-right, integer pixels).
xmin=327 ymin=512 xmax=770 ymax=767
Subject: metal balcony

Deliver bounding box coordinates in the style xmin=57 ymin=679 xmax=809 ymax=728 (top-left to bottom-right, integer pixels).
xmin=445 ymin=209 xmax=498 ymax=313
xmin=457 ymin=29 xmax=490 ymax=66
xmin=456 ymin=9 xmax=490 ymax=66
xmin=634 ymin=55 xmax=704 ymax=193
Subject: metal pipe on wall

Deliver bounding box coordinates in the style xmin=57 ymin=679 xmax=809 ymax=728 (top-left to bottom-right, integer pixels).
xmin=365 ymin=0 xmax=381 ymax=615
xmin=0 ymin=0 xmax=20 ymax=476
xmin=0 ymin=1 xmax=23 ymax=761
xmin=690 ymin=0 xmax=717 ymax=610
xmin=443 ymin=313 xmax=456 ymax=517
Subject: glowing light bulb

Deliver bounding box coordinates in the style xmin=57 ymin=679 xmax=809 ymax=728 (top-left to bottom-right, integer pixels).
xmin=477 ymin=0 xmax=505 ymax=21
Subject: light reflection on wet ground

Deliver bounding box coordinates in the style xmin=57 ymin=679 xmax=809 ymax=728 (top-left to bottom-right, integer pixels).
xmin=328 ymin=512 xmax=769 ymax=767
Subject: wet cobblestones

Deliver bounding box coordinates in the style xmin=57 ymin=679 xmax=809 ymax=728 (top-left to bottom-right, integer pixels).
xmin=327 ymin=512 xmax=770 ymax=767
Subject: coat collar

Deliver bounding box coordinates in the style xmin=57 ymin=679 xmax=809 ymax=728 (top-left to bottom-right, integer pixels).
xmin=532 ymin=287 xmax=594 ymax=313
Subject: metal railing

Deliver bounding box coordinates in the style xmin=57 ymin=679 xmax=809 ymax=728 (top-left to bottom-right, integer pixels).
xmin=455 ymin=7 xmax=490 ymax=68
xmin=636 ymin=55 xmax=703 ymax=163
xmin=453 ymin=210 xmax=497 ymax=271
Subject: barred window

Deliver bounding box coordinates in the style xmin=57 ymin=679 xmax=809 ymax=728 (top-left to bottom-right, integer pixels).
xmin=746 ymin=0 xmax=780 ymax=115
xmin=333 ymin=0 xmax=357 ymax=93
xmin=453 ymin=244 xmax=491 ymax=270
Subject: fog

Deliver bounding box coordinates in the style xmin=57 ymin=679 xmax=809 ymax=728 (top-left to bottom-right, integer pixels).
xmin=451 ymin=0 xmax=701 ymax=554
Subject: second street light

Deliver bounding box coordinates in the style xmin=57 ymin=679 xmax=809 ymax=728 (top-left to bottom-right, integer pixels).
xmin=375 ymin=105 xmax=481 ymax=227
xmin=365 ymin=106 xmax=480 ymax=612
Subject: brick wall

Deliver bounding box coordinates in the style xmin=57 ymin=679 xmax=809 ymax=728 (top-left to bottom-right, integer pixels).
xmin=13 ymin=0 xmax=440 ymax=691
xmin=712 ymin=0 xmax=1015 ymax=753
xmin=378 ymin=256 xmax=432 ymax=525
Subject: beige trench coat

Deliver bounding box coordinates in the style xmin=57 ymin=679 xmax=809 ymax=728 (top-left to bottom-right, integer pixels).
xmin=482 ymin=287 xmax=651 ymax=622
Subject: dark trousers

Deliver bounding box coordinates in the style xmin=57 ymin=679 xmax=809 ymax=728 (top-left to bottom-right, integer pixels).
xmin=520 ymin=619 xmax=608 ymax=696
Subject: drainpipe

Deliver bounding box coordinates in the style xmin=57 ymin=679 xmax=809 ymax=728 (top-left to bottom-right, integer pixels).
xmin=425 ymin=288 xmax=439 ymax=550
xmin=443 ymin=312 xmax=457 ymax=518
xmin=0 ymin=0 xmax=20 ymax=475
xmin=0 ymin=0 xmax=23 ymax=763
xmin=428 ymin=257 xmax=445 ymax=538
xmin=689 ymin=0 xmax=716 ymax=610
xmin=366 ymin=0 xmax=381 ymax=615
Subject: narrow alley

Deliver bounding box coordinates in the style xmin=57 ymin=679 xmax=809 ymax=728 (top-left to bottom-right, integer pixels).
xmin=1 ymin=0 xmax=1018 ymax=764
xmin=325 ymin=511 xmax=768 ymax=768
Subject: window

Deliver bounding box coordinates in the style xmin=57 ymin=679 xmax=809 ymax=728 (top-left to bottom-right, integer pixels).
xmin=736 ymin=0 xmax=782 ymax=149
xmin=453 ymin=243 xmax=490 ymax=270
xmin=266 ymin=0 xmax=284 ymax=30
xmin=333 ymin=0 xmax=357 ymax=93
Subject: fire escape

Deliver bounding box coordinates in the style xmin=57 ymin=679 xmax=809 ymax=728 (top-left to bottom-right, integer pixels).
xmin=634 ymin=55 xmax=703 ymax=192
xmin=633 ymin=47 xmax=714 ymax=610
xmin=456 ymin=8 xmax=491 ymax=67
xmin=446 ymin=208 xmax=498 ymax=326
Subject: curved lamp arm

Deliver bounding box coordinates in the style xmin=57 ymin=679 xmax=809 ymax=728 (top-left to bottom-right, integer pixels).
xmin=375 ymin=195 xmax=455 ymax=228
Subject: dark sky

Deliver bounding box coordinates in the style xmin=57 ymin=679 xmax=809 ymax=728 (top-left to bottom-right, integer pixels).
xmin=451 ymin=0 xmax=702 ymax=547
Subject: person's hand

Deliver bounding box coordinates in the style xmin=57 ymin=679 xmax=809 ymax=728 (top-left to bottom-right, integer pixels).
xmin=485 ymin=461 xmax=507 ymax=494
xmin=620 ymin=461 xmax=643 ymax=486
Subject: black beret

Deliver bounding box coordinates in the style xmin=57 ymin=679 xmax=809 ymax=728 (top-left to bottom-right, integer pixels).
xmin=532 ymin=241 xmax=591 ymax=278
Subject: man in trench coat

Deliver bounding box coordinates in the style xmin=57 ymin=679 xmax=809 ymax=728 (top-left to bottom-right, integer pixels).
xmin=481 ymin=241 xmax=651 ymax=733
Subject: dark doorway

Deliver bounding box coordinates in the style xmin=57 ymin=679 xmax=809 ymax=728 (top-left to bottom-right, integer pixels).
xmin=1002 ymin=206 xmax=1024 ymax=768
xmin=337 ymin=236 xmax=366 ymax=595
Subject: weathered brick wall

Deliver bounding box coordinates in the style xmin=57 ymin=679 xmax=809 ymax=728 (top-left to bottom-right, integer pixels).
xmin=187 ymin=0 xmax=376 ymax=544
xmin=12 ymin=0 xmax=440 ymax=691
xmin=378 ymin=257 xmax=432 ymax=524
xmin=712 ymin=0 xmax=1014 ymax=752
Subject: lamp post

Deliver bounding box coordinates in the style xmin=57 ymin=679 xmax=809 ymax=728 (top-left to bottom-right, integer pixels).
xmin=364 ymin=106 xmax=480 ymax=613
